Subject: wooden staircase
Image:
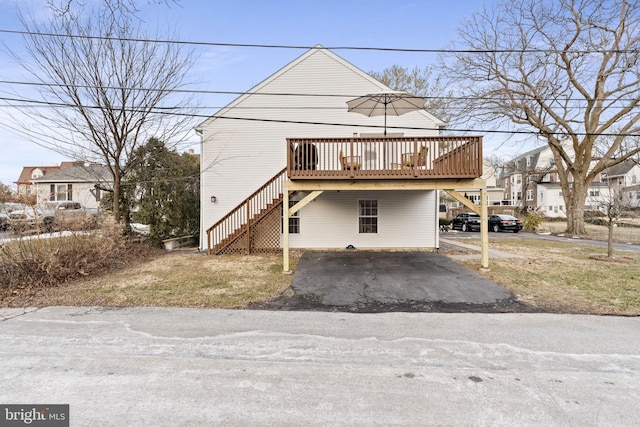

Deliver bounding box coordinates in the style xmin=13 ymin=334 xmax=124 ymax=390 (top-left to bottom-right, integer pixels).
xmin=206 ymin=168 xmax=287 ymax=255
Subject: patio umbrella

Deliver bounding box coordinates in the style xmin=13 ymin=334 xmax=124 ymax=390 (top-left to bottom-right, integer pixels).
xmin=346 ymin=91 xmax=426 ymax=135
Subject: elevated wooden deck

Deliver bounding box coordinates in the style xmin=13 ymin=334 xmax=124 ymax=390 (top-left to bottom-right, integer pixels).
xmin=287 ymin=136 xmax=482 ymax=180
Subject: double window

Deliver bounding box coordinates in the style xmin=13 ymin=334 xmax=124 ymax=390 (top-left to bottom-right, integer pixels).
xmin=50 ymin=184 xmax=72 ymax=201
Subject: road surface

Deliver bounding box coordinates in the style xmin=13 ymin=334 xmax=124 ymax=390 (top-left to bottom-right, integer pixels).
xmin=1 ymin=307 xmax=639 ymax=426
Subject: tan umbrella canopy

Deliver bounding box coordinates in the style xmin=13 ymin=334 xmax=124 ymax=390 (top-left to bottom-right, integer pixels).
xmin=346 ymin=91 xmax=426 ymax=135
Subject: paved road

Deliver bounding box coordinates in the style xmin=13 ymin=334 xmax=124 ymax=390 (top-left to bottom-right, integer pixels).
xmin=1 ymin=307 xmax=639 ymax=426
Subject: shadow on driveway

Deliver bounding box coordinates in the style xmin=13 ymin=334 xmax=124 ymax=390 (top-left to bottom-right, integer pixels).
xmin=256 ymin=251 xmax=538 ymax=313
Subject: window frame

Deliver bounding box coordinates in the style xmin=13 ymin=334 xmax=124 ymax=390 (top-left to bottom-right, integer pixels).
xmin=358 ymin=199 xmax=378 ymax=234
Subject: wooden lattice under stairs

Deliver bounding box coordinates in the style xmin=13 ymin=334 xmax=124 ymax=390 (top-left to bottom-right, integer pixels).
xmin=206 ymin=168 xmax=287 ymax=255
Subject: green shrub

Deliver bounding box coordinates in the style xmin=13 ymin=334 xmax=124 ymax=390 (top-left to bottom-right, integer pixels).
xmin=523 ymin=213 xmax=544 ymax=232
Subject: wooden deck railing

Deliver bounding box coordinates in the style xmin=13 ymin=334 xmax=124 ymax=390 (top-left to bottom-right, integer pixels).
xmin=287 ymin=136 xmax=482 ymax=180
xmin=205 ymin=167 xmax=287 ymax=254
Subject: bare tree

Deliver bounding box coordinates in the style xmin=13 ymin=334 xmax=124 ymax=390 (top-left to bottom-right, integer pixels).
xmin=47 ymin=0 xmax=180 ymax=18
xmin=14 ymin=2 xmax=196 ymax=222
xmin=0 ymin=183 xmax=15 ymax=203
xmin=369 ymin=65 xmax=454 ymax=124
xmin=590 ymin=182 xmax=633 ymax=257
xmin=440 ymin=0 xmax=640 ymax=235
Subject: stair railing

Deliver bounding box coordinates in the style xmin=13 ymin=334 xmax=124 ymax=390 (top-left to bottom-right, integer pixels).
xmin=206 ymin=167 xmax=287 ymax=254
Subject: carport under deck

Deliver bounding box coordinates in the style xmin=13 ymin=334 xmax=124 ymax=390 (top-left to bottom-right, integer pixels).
xmin=283 ymin=136 xmax=490 ymax=272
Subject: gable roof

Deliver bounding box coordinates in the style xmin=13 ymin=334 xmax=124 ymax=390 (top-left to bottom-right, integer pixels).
xmin=603 ymin=159 xmax=638 ymax=178
xmin=195 ymin=45 xmax=445 ymax=132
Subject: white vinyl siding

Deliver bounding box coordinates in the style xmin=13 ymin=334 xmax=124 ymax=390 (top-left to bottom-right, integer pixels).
xmin=285 ymin=190 xmax=436 ymax=249
xmin=198 ymin=48 xmax=444 ymax=249
xmin=35 ymin=182 xmax=103 ymax=209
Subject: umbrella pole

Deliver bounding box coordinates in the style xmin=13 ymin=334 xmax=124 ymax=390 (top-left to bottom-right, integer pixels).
xmin=384 ymin=104 xmax=387 ymax=136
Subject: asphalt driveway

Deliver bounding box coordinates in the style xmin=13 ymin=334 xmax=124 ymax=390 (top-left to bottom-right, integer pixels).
xmin=284 ymin=250 xmax=520 ymax=312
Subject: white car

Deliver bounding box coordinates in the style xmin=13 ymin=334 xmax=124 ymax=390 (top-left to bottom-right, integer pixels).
xmin=8 ymin=204 xmax=55 ymax=232
xmin=0 ymin=203 xmax=29 ymax=231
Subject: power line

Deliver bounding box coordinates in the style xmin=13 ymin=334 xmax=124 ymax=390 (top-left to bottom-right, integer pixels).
xmin=2 ymin=28 xmax=639 ymax=55
xmin=3 ymin=79 xmax=640 ymax=105
xmin=1 ymin=96 xmax=639 ymax=138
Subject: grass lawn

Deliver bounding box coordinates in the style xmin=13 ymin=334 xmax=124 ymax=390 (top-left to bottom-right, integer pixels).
xmin=457 ymin=236 xmax=639 ymax=315
xmin=1 ymin=251 xmax=300 ymax=309
xmin=1 ymin=221 xmax=638 ymax=314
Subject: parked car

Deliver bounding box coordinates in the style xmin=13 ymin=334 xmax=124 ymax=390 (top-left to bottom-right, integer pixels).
xmin=41 ymin=201 xmax=102 ymax=230
xmin=488 ymin=214 xmax=523 ymax=233
xmin=450 ymin=212 xmax=481 ymax=232
xmin=8 ymin=204 xmax=55 ymax=232
xmin=1 ymin=203 xmax=29 ymax=231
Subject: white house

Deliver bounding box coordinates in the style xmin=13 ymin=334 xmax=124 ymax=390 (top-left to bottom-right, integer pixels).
xmin=196 ymin=46 xmax=488 ymax=265
xmin=499 ymin=143 xmax=611 ymax=216
xmin=31 ymin=163 xmax=112 ymax=210
xmin=603 ymin=159 xmax=640 ymax=208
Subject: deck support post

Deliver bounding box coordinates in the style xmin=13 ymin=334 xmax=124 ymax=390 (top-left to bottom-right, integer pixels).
xmin=480 ymin=188 xmax=489 ymax=269
xmin=283 ymin=189 xmax=291 ymax=273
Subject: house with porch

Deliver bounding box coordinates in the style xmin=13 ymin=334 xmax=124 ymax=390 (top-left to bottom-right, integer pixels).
xmin=196 ymin=46 xmax=490 ymax=269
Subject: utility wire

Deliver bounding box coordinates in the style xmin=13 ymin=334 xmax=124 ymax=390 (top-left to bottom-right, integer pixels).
xmin=2 ymin=28 xmax=639 ymax=54
xmin=1 ymin=96 xmax=638 ymax=137
xmin=2 ymin=80 xmax=639 ymax=105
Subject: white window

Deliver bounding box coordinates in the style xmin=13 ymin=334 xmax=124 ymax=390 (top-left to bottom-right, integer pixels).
xmin=50 ymin=184 xmax=72 ymax=201
xmin=589 ymin=190 xmax=600 ymax=197
xmin=526 ymin=190 xmax=533 ymax=201
xmin=526 ymin=157 xmax=532 ymax=167
xmin=282 ymin=201 xmax=299 ymax=234
xmin=539 ymin=192 xmax=544 ymax=202
xmin=359 ymin=200 xmax=378 ymax=234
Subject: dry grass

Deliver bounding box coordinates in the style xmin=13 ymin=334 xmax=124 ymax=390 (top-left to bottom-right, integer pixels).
xmin=541 ymin=220 xmax=640 ymax=244
xmin=458 ymin=237 xmax=639 ymax=315
xmin=8 ymin=251 xmax=299 ymax=309
xmin=2 ymin=219 xmax=638 ymax=315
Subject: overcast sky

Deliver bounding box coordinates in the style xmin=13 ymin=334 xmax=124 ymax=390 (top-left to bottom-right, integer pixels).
xmin=0 ymin=0 xmax=513 ymax=185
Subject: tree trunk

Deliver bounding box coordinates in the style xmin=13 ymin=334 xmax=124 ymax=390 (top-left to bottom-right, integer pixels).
xmin=607 ymin=219 xmax=614 ymax=258
xmin=565 ymin=183 xmax=587 ymax=236
xmin=113 ymin=172 xmax=121 ymax=223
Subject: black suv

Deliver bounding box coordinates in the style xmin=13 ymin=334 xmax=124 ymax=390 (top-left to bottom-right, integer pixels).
xmin=450 ymin=212 xmax=481 ymax=232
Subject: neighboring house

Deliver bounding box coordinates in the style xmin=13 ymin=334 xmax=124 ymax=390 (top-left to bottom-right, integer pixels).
xmin=196 ymin=46 xmax=488 ymax=266
xmin=450 ymin=159 xmax=504 ymax=208
xmin=31 ymin=162 xmax=112 ymax=210
xmin=15 ymin=162 xmax=79 ymax=198
xmin=602 ymin=159 xmax=640 ymax=208
xmin=498 ymin=143 xmax=609 ymax=217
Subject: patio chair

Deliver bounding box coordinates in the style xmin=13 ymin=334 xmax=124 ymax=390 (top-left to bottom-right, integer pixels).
xmin=339 ymin=150 xmax=362 ymax=170
xmin=400 ymin=144 xmax=428 ymax=168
